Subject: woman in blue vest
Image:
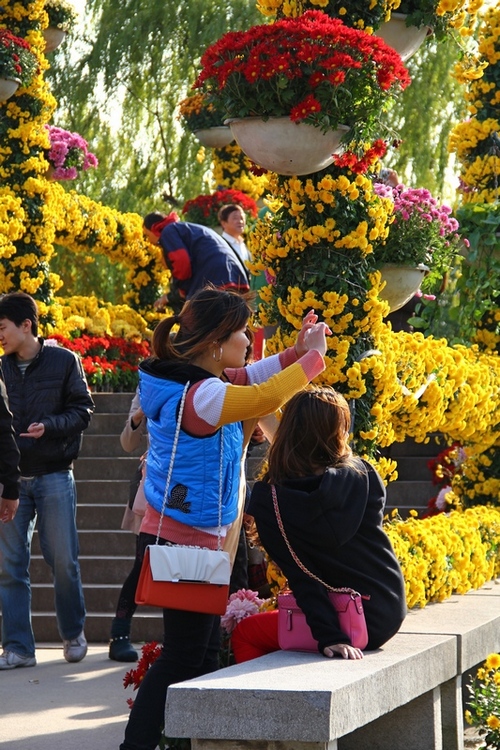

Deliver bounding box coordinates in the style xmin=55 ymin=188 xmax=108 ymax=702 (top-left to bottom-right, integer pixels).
xmin=120 ymin=285 xmax=331 ymax=750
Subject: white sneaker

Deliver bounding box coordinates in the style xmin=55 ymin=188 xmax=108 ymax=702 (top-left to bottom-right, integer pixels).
xmin=0 ymin=650 xmax=37 ymax=670
xmin=63 ymin=631 xmax=88 ymax=663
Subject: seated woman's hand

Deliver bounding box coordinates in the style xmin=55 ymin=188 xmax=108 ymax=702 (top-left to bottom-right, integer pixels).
xmin=323 ymin=643 xmax=364 ymax=660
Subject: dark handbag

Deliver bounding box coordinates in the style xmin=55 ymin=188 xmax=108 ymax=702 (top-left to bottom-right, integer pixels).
xmin=135 ymin=382 xmax=230 ymax=615
xmin=271 ymin=485 xmax=369 ymax=651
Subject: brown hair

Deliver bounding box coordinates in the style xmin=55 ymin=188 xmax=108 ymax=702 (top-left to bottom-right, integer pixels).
xmin=152 ymin=285 xmax=253 ymax=362
xmin=217 ymin=204 xmax=245 ymax=224
xmin=264 ymin=386 xmax=356 ymax=484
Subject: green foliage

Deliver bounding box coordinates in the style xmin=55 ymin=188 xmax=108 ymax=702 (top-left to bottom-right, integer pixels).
xmin=45 ymin=0 xmax=262 ymax=220
xmin=409 ymin=204 xmax=500 ymax=345
xmin=465 ymin=654 xmax=500 ymax=749
xmin=383 ymin=38 xmax=466 ymax=195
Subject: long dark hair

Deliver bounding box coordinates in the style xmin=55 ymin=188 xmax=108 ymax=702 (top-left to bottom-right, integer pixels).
xmin=264 ymin=386 xmax=357 ymax=484
xmin=152 ymin=285 xmax=253 ymax=362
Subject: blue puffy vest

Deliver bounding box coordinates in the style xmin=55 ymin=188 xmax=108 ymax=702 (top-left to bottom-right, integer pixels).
xmin=140 ymin=372 xmax=243 ymax=528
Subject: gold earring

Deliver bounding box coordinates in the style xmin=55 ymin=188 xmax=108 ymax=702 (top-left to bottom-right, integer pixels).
xmin=213 ymin=345 xmax=223 ymax=362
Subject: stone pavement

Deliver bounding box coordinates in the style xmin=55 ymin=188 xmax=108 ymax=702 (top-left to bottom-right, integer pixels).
xmin=0 ymin=643 xmax=485 ymax=750
xmin=0 ymin=644 xmax=133 ymax=749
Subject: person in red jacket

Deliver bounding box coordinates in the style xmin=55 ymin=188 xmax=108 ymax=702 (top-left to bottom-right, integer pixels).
xmin=143 ymin=211 xmax=250 ymax=312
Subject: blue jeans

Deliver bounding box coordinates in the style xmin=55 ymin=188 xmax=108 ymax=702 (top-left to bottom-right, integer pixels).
xmin=0 ymin=470 xmax=86 ymax=656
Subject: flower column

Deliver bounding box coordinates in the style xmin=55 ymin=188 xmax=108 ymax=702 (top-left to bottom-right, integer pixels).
xmin=0 ymin=0 xmax=61 ymax=314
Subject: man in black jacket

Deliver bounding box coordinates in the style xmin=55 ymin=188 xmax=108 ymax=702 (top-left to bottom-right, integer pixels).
xmin=0 ymin=293 xmax=94 ymax=669
xmin=0 ymin=363 xmax=20 ymax=523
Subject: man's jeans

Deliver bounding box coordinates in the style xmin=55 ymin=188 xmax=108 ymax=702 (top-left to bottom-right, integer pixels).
xmin=0 ymin=470 xmax=86 ymax=657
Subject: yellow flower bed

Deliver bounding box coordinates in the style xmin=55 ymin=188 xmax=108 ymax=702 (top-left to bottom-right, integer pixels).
xmin=385 ymin=505 xmax=500 ymax=609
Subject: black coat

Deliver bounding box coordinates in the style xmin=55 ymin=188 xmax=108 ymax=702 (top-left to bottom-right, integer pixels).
xmin=1 ymin=340 xmax=94 ymax=476
xmin=0 ymin=362 xmax=20 ymax=499
xmin=248 ymin=458 xmax=407 ymax=652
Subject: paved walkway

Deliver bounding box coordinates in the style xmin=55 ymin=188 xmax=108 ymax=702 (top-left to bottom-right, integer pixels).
xmin=0 ymin=643 xmax=485 ymax=749
xmin=0 ymin=644 xmax=134 ymax=749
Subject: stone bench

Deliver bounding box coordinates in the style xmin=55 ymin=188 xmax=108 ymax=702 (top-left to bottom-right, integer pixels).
xmin=164 ymin=580 xmax=500 ymax=750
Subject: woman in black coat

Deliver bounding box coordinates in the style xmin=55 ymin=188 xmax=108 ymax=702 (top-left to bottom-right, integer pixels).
xmin=234 ymin=386 xmax=406 ymax=661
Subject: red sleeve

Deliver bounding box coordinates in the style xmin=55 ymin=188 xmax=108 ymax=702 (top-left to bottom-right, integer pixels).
xmin=166 ymin=248 xmax=192 ymax=281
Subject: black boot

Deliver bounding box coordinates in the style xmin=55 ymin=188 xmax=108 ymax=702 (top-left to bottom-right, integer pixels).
xmin=109 ymin=617 xmax=138 ymax=662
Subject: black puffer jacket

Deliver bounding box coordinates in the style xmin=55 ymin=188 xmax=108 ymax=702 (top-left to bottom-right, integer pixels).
xmin=0 ymin=363 xmax=20 ymax=498
xmin=1 ymin=340 xmax=94 ymax=476
xmin=249 ymin=458 xmax=407 ymax=652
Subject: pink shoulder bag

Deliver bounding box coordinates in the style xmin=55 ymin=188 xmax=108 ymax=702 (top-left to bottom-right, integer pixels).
xmin=271 ymin=485 xmax=369 ymax=651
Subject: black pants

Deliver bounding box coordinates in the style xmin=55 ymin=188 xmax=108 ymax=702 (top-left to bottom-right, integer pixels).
xmin=115 ymin=535 xmax=143 ymax=620
xmin=120 ymin=534 xmax=221 ymax=750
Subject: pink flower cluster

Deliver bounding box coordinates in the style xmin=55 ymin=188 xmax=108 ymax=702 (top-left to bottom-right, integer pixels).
xmin=221 ymin=589 xmax=264 ymax=634
xmin=46 ymin=125 xmax=98 ymax=180
xmin=374 ymin=183 xmax=459 ymax=238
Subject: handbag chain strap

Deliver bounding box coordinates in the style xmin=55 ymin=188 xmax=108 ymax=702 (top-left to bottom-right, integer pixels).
xmin=271 ymin=484 xmax=359 ymax=598
xmin=156 ymin=381 xmax=225 ymax=551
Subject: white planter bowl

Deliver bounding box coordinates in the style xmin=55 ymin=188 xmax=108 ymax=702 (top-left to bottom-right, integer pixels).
xmin=193 ymin=127 xmax=234 ymax=149
xmin=378 ymin=263 xmax=430 ymax=313
xmin=227 ymin=117 xmax=349 ymax=176
xmin=376 ymin=13 xmax=430 ymax=62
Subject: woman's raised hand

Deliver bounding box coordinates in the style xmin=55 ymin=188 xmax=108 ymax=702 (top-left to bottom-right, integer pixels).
xmin=295 ymin=310 xmax=331 ymax=357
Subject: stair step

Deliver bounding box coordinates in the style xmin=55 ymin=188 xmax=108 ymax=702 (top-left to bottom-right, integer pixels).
xmin=86 ymin=413 xmax=132 ymax=434
xmin=80 ymin=434 xmax=145 ymax=458
xmin=77 ymin=504 xmax=129 ymax=529
xmin=31 ymin=554 xmax=136 ymax=585
xmin=32 ymin=530 xmax=137 ymax=557
xmin=91 ymin=392 xmax=136 ymax=413
xmin=32 ymin=611 xmax=163 ymax=644
xmin=391 ymin=456 xmax=433 ymax=481
xmin=74 ymin=456 xmax=140 ymax=480
xmin=31 ymin=582 xmax=160 ymax=614
xmin=76 ymin=479 xmax=130 ymax=504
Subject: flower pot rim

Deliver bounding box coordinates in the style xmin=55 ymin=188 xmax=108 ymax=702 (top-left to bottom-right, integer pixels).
xmin=0 ymin=75 xmax=21 ymax=84
xmin=379 ymin=262 xmax=430 ymax=271
xmin=225 ymin=116 xmax=350 ymax=132
xmin=387 ymin=11 xmax=433 ymax=32
xmin=193 ymin=125 xmax=231 ymax=133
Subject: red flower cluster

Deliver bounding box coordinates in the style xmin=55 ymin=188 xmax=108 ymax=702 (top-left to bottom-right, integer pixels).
xmin=48 ymin=334 xmax=150 ymax=392
xmin=195 ymin=11 xmax=410 ymax=136
xmin=182 ymin=188 xmax=258 ymax=227
xmin=123 ymin=642 xmax=162 ymax=707
xmin=333 ymin=139 xmax=387 ymax=174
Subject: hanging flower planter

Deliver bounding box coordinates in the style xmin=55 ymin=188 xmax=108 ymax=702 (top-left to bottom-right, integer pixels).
xmin=376 ymin=13 xmax=431 ymax=62
xmin=0 ymin=77 xmax=20 ymax=101
xmin=195 ymin=11 xmax=410 ymax=154
xmin=43 ymin=27 xmax=67 ymax=53
xmin=193 ymin=126 xmax=234 ymax=149
xmin=227 ymin=117 xmax=349 ymax=176
xmin=378 ymin=263 xmax=429 ymax=313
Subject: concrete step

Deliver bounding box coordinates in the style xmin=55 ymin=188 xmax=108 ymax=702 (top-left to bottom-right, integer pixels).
xmin=80 ymin=434 xmax=145 ymax=458
xmin=32 ymin=611 xmax=163 ymax=645
xmin=31 ymin=582 xmax=161 ymax=615
xmin=76 ymin=503 xmax=129 ymax=530
xmin=381 ymin=434 xmax=446 ymax=458
xmin=391 ymin=456 xmax=434 ymax=481
xmin=91 ymin=392 xmax=136 ymax=413
xmin=76 ymin=480 xmax=130 ymax=504
xmin=86 ymin=413 xmax=132 ymax=435
xmin=386 ymin=480 xmax=436 ymax=515
xmin=32 ymin=530 xmax=136 ymax=557
xmin=31 ymin=554 xmax=137 ymax=585
xmin=74 ymin=456 xmax=140 ymax=481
